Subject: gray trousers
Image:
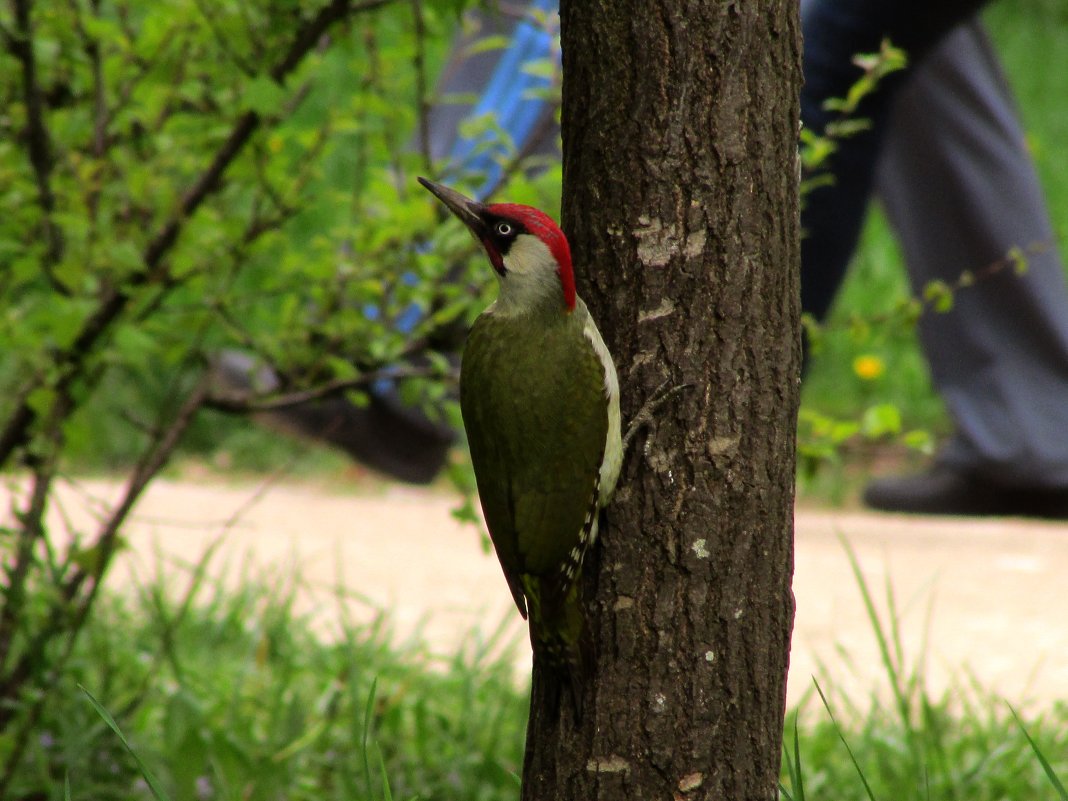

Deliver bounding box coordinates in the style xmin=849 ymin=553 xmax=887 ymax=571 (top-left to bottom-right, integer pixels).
xmin=877 ymin=20 xmax=1068 ymax=488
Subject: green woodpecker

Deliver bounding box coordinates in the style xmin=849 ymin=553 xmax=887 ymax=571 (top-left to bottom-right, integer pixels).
xmin=419 ymin=177 xmax=621 ymax=715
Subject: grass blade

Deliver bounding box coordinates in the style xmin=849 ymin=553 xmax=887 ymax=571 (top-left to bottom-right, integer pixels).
xmin=780 ymin=710 xmax=805 ymax=801
xmin=80 ymin=685 xmax=171 ymax=801
xmin=362 ymin=676 xmax=379 ymax=799
xmin=839 ymin=534 xmax=927 ymax=772
xmin=1010 ymin=704 xmax=1068 ymax=800
xmin=791 ymin=711 xmax=806 ymax=801
xmin=839 ymin=536 xmax=906 ymax=714
xmin=376 ymin=744 xmax=395 ymax=801
xmin=814 ymin=678 xmax=879 ymax=801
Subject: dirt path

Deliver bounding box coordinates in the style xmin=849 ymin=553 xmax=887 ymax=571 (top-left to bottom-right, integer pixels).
xmin=35 ymin=476 xmax=1068 ymax=709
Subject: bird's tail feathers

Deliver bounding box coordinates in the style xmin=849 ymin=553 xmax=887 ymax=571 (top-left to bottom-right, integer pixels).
xmin=524 ymin=574 xmax=590 ymax=723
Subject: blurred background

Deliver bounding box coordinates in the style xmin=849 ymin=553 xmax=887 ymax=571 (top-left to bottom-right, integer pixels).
xmin=2 ymin=1 xmax=1067 ymax=799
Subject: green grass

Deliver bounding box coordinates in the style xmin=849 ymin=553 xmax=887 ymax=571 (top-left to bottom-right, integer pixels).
xmin=4 ymin=563 xmax=527 ymax=801
xmin=781 ymin=537 xmax=1068 ymax=800
xmin=3 ymin=549 xmax=1067 ymax=801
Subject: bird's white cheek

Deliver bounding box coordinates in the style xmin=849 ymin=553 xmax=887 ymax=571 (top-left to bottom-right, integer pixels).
xmin=502 ymin=235 xmax=555 ymax=277
xmin=496 ymin=235 xmax=562 ymax=315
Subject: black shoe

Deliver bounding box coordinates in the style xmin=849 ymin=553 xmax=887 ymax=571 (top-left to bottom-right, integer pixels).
xmin=863 ymin=464 xmax=1068 ymax=519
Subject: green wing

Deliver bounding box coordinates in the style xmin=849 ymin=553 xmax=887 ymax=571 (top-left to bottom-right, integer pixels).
xmin=460 ymin=310 xmax=609 ymax=616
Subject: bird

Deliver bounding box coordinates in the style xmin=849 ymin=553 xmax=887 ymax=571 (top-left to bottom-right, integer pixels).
xmin=419 ymin=177 xmax=621 ymax=718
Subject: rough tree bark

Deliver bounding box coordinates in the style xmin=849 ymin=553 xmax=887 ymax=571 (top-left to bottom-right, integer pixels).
xmin=521 ymin=2 xmax=801 ymax=799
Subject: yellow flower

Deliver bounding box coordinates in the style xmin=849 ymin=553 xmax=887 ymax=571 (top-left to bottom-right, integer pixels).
xmin=853 ymin=354 xmax=885 ymax=381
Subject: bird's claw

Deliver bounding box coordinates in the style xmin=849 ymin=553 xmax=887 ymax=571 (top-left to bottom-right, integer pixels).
xmin=621 ymin=379 xmax=694 ymax=454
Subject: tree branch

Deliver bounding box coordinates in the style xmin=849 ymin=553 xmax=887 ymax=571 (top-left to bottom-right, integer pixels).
xmin=0 ymin=449 xmax=60 ymax=675
xmin=10 ymin=0 xmax=65 ymax=283
xmin=205 ymin=363 xmax=453 ymax=413
xmin=84 ymin=0 xmax=108 ymax=158
xmin=66 ymin=0 xmax=108 ymax=230
xmin=411 ymin=0 xmax=432 ymax=172
xmin=269 ymin=0 xmax=393 ymax=82
xmin=190 ymin=0 xmax=258 ymax=76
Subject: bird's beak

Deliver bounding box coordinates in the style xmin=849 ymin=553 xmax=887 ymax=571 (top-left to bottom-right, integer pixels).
xmin=418 ymin=177 xmax=488 ymax=238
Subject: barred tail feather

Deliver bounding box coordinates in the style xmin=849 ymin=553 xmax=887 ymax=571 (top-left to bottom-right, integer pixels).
xmin=530 ymin=646 xmax=586 ymax=724
xmin=523 ymin=574 xmax=589 ymax=723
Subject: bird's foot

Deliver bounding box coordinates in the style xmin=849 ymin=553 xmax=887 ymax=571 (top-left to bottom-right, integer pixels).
xmin=621 ymin=380 xmax=693 ymax=454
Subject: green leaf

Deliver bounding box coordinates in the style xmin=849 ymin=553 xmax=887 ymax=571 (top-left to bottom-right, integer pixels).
xmin=114 ymin=323 xmax=160 ymax=365
xmin=361 ymin=678 xmax=379 ymax=799
xmin=70 ymin=536 xmax=128 ymax=574
xmin=26 ymin=386 xmax=56 ymax=418
xmin=922 ymin=279 xmax=954 ymax=313
xmin=82 ymin=14 xmax=125 ymax=47
xmin=1008 ymin=245 xmax=1029 ymax=275
xmin=110 ymin=241 xmax=145 ymax=275
xmin=830 ymin=420 xmax=861 ymax=443
xmin=895 ymin=297 xmax=923 ymax=327
xmin=463 ymin=34 xmax=511 ymax=56
xmin=903 ymin=429 xmax=934 ymax=455
xmin=521 ymin=58 xmax=556 ymax=80
xmin=272 ymin=720 xmax=328 ymax=762
xmin=81 ymin=685 xmax=172 ymax=801
xmin=847 ymin=313 xmax=870 ymax=344
xmin=438 ymin=90 xmax=481 ymax=106
xmin=824 ymin=119 xmax=871 ymax=139
xmin=861 ymin=404 xmax=901 ymax=438
xmin=1010 ymin=704 xmax=1068 ymax=800
xmin=243 ymin=76 xmax=286 ymax=115
xmin=376 ymin=744 xmax=395 ymax=801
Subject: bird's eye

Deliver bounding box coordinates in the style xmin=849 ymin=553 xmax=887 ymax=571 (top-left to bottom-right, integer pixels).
xmin=495 ymin=222 xmax=513 ymax=236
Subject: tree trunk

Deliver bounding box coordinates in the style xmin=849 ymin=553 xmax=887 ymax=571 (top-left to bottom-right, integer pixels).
xmin=521 ymin=2 xmax=801 ymax=799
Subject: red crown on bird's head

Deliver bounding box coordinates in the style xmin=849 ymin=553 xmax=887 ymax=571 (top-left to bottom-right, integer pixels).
xmin=488 ymin=203 xmax=576 ymax=311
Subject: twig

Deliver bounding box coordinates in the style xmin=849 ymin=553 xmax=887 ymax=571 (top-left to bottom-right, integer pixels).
xmin=411 ymin=0 xmax=432 ymax=172
xmin=205 ymin=363 xmax=454 ymax=413
xmin=190 ymin=0 xmax=257 ymax=76
xmin=270 ymin=0 xmax=394 ymax=83
xmin=88 ymin=0 xmax=106 ymax=157
xmin=806 ymin=240 xmax=1054 ymax=339
xmin=66 ymin=0 xmax=108 ymax=234
xmin=10 ymin=0 xmax=66 ymax=286
xmin=0 ymin=452 xmax=59 ymax=674
xmin=0 ymin=379 xmax=73 ymax=677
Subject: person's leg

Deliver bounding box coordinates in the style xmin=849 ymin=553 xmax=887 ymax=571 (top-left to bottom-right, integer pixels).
xmin=800 ymin=0 xmax=986 ymax=320
xmin=872 ymin=20 xmax=1068 ymax=498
